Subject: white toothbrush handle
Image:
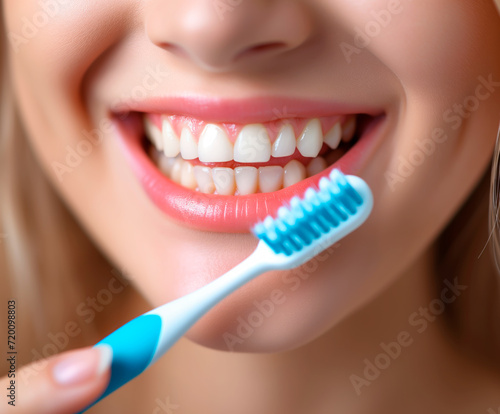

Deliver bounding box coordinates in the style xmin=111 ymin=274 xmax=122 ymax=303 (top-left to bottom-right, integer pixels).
xmin=149 ymin=240 xmax=280 ymax=361
xmin=79 ymin=240 xmax=279 ymax=412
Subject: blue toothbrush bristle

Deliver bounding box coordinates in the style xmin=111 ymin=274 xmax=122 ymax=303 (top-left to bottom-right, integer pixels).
xmin=252 ymin=169 xmax=365 ymax=256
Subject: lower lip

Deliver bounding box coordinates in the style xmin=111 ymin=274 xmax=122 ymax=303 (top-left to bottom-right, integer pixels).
xmin=114 ymin=115 xmax=385 ymax=233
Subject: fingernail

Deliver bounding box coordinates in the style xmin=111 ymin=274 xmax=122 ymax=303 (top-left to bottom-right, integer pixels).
xmin=95 ymin=345 xmax=113 ymax=375
xmin=53 ymin=345 xmax=113 ymax=386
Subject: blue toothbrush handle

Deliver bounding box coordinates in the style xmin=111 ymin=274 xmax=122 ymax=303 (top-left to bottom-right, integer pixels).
xmin=77 ymin=314 xmax=162 ymax=413
xmin=78 ymin=172 xmax=373 ymax=413
xmin=78 ymin=243 xmax=276 ymax=413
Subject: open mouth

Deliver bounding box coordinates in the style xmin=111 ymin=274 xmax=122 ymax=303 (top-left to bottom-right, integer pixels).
xmin=113 ymin=98 xmax=384 ymax=233
xmin=143 ymin=114 xmax=359 ymax=195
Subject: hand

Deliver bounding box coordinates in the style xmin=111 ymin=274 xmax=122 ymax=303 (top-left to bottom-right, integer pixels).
xmin=0 ymin=346 xmax=112 ymax=414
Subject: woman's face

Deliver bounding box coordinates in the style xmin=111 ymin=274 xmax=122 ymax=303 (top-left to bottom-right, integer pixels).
xmin=3 ymin=0 xmax=500 ymax=351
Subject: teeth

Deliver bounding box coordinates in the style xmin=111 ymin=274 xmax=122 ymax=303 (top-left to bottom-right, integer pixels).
xmin=283 ymin=160 xmax=307 ymax=188
xmin=306 ymin=157 xmax=328 ymax=177
xmin=212 ymin=168 xmax=236 ymax=195
xmin=297 ymin=119 xmax=323 ymax=158
xmin=158 ymin=155 xmax=176 ymax=176
xmin=180 ymin=162 xmax=197 ymax=190
xmin=147 ymin=116 xmax=357 ymax=163
xmin=193 ymin=166 xmax=215 ymax=194
xmin=146 ymin=114 xmax=360 ymax=194
xmin=234 ymin=124 xmax=271 ymax=163
xmin=272 ymin=124 xmax=296 ymax=158
xmin=160 ymin=157 xmax=330 ymax=194
xmin=198 ymin=124 xmax=233 ymax=163
xmin=162 ymin=118 xmax=180 ymax=157
xmin=259 ymin=166 xmax=283 ymax=193
xmin=144 ymin=118 xmax=163 ymax=151
xmin=180 ymin=128 xmax=198 ymax=160
xmin=324 ymin=122 xmax=342 ymax=150
xmin=235 ymin=166 xmax=258 ymax=195
xmin=342 ymin=116 xmax=356 ymax=142
xmin=170 ymin=157 xmax=184 ymax=184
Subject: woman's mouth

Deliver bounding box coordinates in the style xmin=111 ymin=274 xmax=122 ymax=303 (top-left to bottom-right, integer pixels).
xmin=143 ymin=114 xmax=357 ymax=195
xmin=113 ymin=97 xmax=385 ymax=233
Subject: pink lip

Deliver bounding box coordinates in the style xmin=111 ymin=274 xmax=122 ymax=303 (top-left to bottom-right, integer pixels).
xmin=112 ymin=97 xmax=385 ymax=233
xmin=114 ymin=96 xmax=380 ymax=123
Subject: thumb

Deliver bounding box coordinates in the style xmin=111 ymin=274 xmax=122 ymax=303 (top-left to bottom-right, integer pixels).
xmin=0 ymin=345 xmax=112 ymax=414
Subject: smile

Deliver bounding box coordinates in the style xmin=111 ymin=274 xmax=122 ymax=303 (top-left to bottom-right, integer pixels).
xmin=144 ymin=113 xmax=356 ymax=195
xmin=113 ymin=97 xmax=385 ymax=232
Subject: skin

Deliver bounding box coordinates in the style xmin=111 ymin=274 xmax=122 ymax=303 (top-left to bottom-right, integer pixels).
xmin=2 ymin=0 xmax=500 ymax=413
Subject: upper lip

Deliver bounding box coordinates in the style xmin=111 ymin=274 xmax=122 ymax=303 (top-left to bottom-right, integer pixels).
xmin=111 ymin=95 xmax=382 ymax=123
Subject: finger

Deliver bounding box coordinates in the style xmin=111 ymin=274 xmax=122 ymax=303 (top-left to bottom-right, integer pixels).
xmin=0 ymin=345 xmax=112 ymax=414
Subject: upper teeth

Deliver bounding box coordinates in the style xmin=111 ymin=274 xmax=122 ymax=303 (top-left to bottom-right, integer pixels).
xmin=272 ymin=124 xmax=296 ymax=158
xmin=296 ymin=119 xmax=323 ymax=158
xmin=198 ymin=124 xmax=233 ymax=162
xmin=180 ymin=128 xmax=198 ymax=160
xmin=144 ymin=116 xmax=356 ymax=164
xmin=234 ymin=124 xmax=272 ymax=163
xmin=161 ymin=118 xmax=180 ymax=157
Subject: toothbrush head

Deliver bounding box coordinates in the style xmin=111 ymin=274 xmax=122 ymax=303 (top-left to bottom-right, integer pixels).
xmin=252 ymin=169 xmax=373 ymax=258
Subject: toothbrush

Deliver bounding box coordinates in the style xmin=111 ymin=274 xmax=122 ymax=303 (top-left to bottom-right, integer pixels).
xmin=79 ymin=169 xmax=373 ymax=412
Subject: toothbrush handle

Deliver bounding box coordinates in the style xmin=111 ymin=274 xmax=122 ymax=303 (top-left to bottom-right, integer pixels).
xmin=77 ymin=314 xmax=162 ymax=413
xmin=79 ymin=241 xmax=277 ymax=413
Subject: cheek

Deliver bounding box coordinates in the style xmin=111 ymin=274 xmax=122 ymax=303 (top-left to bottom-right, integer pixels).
xmin=338 ymin=1 xmax=498 ymax=98
xmin=4 ymin=2 xmax=132 ymax=133
xmin=4 ymin=2 xmax=137 ymax=191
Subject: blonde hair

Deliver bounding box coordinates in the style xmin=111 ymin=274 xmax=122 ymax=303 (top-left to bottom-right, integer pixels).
xmin=0 ymin=7 xmax=111 ymax=357
xmin=1 ymin=4 xmax=500 ymax=366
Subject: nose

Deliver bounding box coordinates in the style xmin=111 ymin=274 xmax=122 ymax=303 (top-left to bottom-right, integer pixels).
xmin=145 ymin=0 xmax=313 ymax=72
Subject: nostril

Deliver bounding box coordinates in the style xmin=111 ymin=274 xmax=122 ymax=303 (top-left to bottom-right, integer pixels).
xmin=156 ymin=42 xmax=193 ymax=61
xmin=157 ymin=42 xmax=181 ymax=54
xmin=236 ymin=42 xmax=288 ymax=60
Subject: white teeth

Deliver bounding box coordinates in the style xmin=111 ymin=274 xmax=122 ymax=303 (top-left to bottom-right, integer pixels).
xmin=342 ymin=116 xmax=356 ymax=142
xmin=162 ymin=118 xmax=180 ymax=157
xmin=158 ymin=155 xmax=176 ymax=176
xmin=147 ymin=114 xmax=359 ymax=194
xmin=144 ymin=118 xmax=163 ymax=151
xmin=259 ymin=166 xmax=283 ymax=193
xmin=272 ymin=124 xmax=296 ymax=158
xmin=193 ymin=166 xmax=215 ymax=194
xmin=180 ymin=128 xmax=198 ymax=160
xmin=160 ymin=156 xmax=329 ymax=194
xmin=170 ymin=157 xmax=184 ymax=184
xmin=283 ymin=160 xmax=307 ymax=188
xmin=235 ymin=167 xmax=258 ymax=195
xmin=234 ymin=124 xmax=271 ymax=163
xmin=306 ymin=157 xmax=328 ymax=177
xmin=180 ymin=162 xmax=197 ymax=190
xmin=212 ymin=168 xmax=236 ymax=195
xmin=324 ymin=122 xmax=342 ymax=150
xmin=297 ymin=119 xmax=323 ymax=158
xmin=198 ymin=124 xmax=233 ymax=163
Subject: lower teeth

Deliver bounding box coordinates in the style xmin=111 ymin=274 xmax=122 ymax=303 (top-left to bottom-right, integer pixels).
xmin=148 ymin=146 xmax=343 ymax=195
